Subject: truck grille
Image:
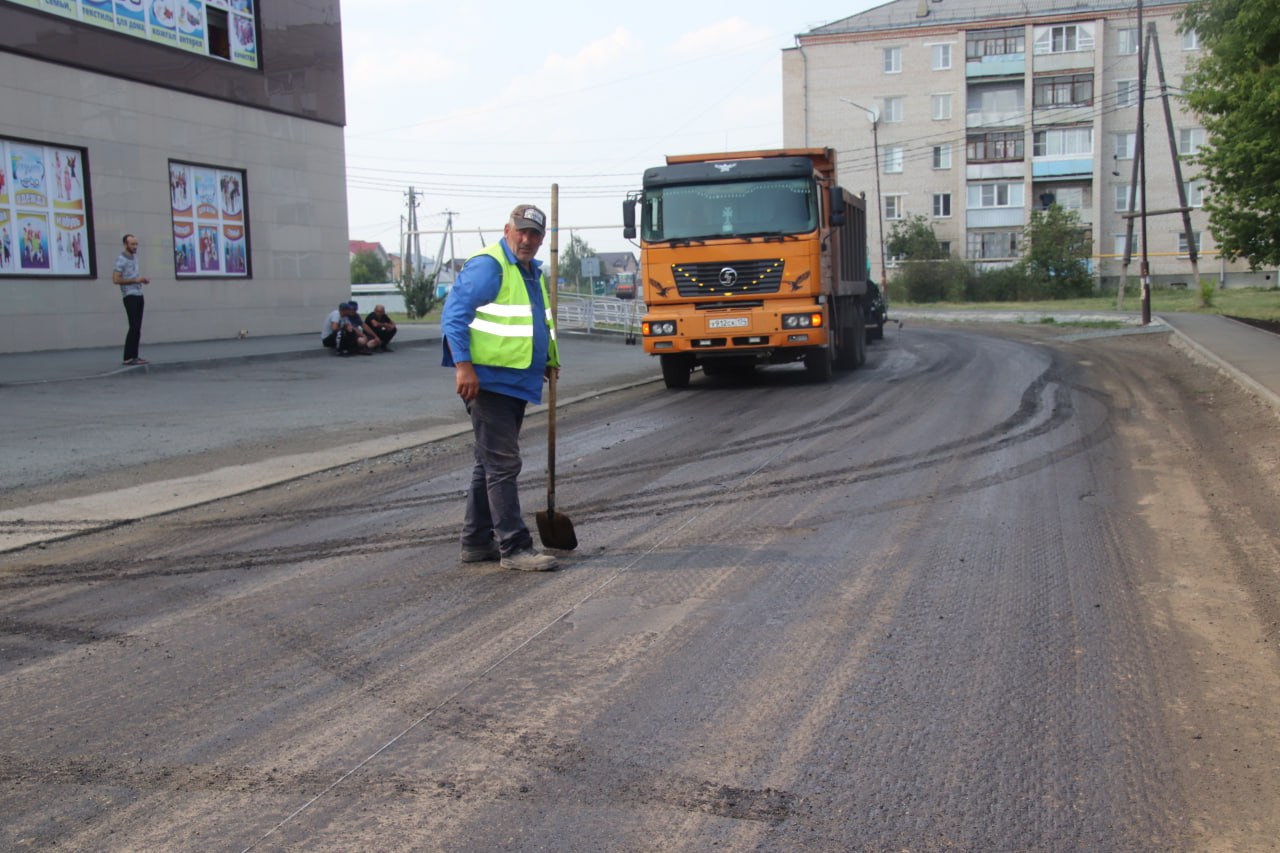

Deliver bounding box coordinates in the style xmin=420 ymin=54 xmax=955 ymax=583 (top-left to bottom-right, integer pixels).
xmin=670 ymin=259 xmax=785 ymax=297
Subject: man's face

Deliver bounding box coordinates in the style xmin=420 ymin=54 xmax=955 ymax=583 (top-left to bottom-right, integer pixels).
xmin=374 ymin=304 xmax=385 ymax=315
xmin=504 ymin=222 xmax=544 ymax=264
xmin=124 ymin=236 xmax=139 ymax=255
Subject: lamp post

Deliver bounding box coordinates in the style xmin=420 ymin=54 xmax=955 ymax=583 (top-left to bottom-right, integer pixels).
xmin=840 ymin=97 xmax=887 ymax=287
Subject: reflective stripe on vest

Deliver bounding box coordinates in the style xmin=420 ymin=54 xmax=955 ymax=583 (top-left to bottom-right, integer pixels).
xmin=467 ymin=242 xmax=558 ymax=369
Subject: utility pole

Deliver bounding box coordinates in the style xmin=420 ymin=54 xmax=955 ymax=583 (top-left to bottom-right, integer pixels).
xmin=840 ymin=98 xmax=888 ymax=287
xmin=404 ymin=186 xmax=420 ymax=289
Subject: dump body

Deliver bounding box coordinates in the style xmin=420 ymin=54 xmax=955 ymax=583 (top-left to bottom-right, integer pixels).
xmin=625 ymin=148 xmax=869 ymax=387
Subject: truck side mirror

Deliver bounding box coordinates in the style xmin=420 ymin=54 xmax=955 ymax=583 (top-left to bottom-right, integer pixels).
xmin=828 ymin=186 xmax=846 ymax=227
xmin=622 ymin=199 xmax=636 ymax=239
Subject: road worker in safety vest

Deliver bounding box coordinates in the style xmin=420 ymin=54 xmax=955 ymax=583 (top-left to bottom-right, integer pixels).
xmin=441 ymin=203 xmax=561 ymax=572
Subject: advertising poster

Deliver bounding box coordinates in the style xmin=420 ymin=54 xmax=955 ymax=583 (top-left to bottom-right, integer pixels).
xmin=198 ymin=224 xmax=220 ymax=273
xmin=53 ymin=212 xmax=88 ymax=273
xmin=10 ymin=144 xmax=49 ymax=209
xmin=173 ymin=220 xmax=197 ymax=274
xmin=39 ymin=0 xmax=77 ymax=18
xmin=17 ymin=211 xmax=51 ymax=272
xmin=149 ymin=0 xmax=179 ymax=47
xmin=114 ymin=0 xmax=147 ymax=36
xmin=80 ymin=0 xmax=118 ymax=28
xmin=193 ymin=167 xmax=218 ymax=220
xmin=222 ymin=223 xmax=246 ymax=273
xmin=6 ymin=0 xmax=43 ymax=10
xmin=231 ymin=11 xmax=256 ymax=66
xmin=169 ymin=162 xmax=191 ymax=217
xmin=176 ymin=0 xmax=206 ymax=53
xmin=50 ymin=148 xmax=85 ymax=213
xmin=219 ymin=170 xmax=243 ymax=222
xmin=0 ymin=210 xmax=13 ymax=273
xmin=0 ymin=141 xmax=8 ymax=207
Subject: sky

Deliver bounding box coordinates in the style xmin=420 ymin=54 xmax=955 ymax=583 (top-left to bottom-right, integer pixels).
xmin=341 ymin=0 xmax=887 ymax=266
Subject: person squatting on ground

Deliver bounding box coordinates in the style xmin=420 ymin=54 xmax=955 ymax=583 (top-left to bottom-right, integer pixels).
xmin=112 ymin=233 xmax=149 ymax=365
xmin=321 ymin=301 xmax=379 ymax=355
xmin=364 ymin=303 xmax=397 ymax=351
xmin=441 ymin=204 xmax=561 ymax=572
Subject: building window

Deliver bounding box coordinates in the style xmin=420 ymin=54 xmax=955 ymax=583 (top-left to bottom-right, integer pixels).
xmin=883 ymin=47 xmax=902 ymax=73
xmin=169 ymin=160 xmax=251 ymax=278
xmin=967 ymin=130 xmax=1024 ymax=162
xmin=1178 ymin=128 xmax=1206 ymax=156
xmin=884 ymin=195 xmax=905 ymax=220
xmin=882 ymin=97 xmax=904 ymax=123
xmin=932 ymin=144 xmax=952 ymax=169
xmin=1033 ymin=74 xmax=1094 ymax=108
xmin=1115 ymin=234 xmax=1129 ymax=257
xmin=1117 ymin=28 xmax=1139 ymax=55
xmin=968 ymin=85 xmax=1023 ymax=117
xmin=1116 ymin=79 xmax=1139 ymax=108
xmin=931 ymin=43 xmax=952 ymax=70
xmin=938 ymin=241 xmax=952 ymax=256
xmin=967 ymin=230 xmax=1019 ymax=259
xmin=1115 ymin=132 xmax=1137 ymax=159
xmin=967 ymin=182 xmax=1024 ymax=209
xmin=1035 ymin=24 xmax=1095 ymax=55
xmin=1184 ymin=182 xmax=1205 ymax=207
xmin=1177 ymin=231 xmax=1202 ymax=254
xmin=933 ymin=193 xmax=952 ymax=218
xmin=1033 ymin=127 xmax=1093 ymax=157
xmin=1114 ymin=184 xmax=1134 ymax=211
xmin=883 ymin=145 xmax=904 ymax=173
xmin=1183 ymin=30 xmax=1201 ymax=51
xmin=1043 ymin=187 xmax=1086 ymax=210
xmin=1 ymin=136 xmax=94 ymax=278
xmin=967 ymin=26 xmax=1025 ymax=60
xmin=932 ymin=93 xmax=953 ymax=120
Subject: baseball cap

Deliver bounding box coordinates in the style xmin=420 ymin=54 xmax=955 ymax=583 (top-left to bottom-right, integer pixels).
xmin=510 ymin=204 xmax=547 ymax=235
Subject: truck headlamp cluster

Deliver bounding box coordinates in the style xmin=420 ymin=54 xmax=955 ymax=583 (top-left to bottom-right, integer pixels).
xmin=643 ymin=320 xmax=677 ymax=336
xmin=782 ymin=312 xmax=824 ymax=329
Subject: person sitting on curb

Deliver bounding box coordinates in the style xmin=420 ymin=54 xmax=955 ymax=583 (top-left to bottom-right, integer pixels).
xmin=364 ymin=303 xmax=398 ymax=351
xmin=342 ymin=301 xmax=380 ymax=355
xmin=321 ymin=301 xmax=345 ymax=351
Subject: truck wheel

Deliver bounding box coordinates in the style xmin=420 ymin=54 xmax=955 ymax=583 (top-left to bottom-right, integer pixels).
xmin=660 ymin=354 xmax=692 ymax=389
xmin=804 ymin=346 xmax=833 ymax=382
xmin=834 ymin=297 xmax=860 ymax=370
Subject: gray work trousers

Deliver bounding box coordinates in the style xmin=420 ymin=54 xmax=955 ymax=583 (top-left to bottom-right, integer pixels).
xmin=462 ymin=389 xmax=534 ymax=555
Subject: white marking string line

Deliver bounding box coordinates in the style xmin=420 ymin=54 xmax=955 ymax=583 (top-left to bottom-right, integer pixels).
xmin=242 ymin=399 xmax=831 ymax=851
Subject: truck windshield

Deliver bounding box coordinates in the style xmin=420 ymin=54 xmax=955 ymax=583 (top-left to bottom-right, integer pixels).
xmin=641 ymin=178 xmax=817 ymax=242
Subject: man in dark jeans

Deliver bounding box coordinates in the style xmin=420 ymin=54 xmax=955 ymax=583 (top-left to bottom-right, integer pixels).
xmin=112 ymin=234 xmax=149 ymax=365
xmin=364 ymin=303 xmax=398 ymax=351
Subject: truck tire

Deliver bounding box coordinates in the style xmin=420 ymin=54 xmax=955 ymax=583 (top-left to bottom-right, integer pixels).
xmin=834 ymin=296 xmax=865 ymax=370
xmin=660 ymin=354 xmax=692 ymax=389
xmin=804 ymin=346 xmax=833 ymax=382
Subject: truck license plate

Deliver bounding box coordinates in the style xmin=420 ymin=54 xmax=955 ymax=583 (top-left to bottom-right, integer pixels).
xmin=708 ymin=317 xmax=749 ymax=329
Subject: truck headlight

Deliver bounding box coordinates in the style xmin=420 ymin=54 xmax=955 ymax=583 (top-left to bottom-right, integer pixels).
xmin=643 ymin=320 xmax=677 ymax=336
xmin=782 ymin=312 xmax=823 ymax=329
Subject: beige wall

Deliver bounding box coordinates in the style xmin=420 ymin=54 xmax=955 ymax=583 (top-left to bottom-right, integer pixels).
xmin=0 ymin=52 xmax=349 ymax=353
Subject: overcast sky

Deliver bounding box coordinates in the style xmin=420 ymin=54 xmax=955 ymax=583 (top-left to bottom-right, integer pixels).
xmin=341 ymin=1 xmax=886 ymax=264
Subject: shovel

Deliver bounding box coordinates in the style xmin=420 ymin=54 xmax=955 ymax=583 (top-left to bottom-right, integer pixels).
xmin=536 ymin=184 xmax=578 ymax=551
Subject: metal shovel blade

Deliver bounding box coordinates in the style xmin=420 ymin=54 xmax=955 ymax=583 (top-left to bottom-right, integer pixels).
xmin=536 ymin=507 xmax=577 ymax=551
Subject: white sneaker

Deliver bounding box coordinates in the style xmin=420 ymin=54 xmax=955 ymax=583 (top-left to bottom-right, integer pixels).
xmin=500 ymin=547 xmax=558 ymax=572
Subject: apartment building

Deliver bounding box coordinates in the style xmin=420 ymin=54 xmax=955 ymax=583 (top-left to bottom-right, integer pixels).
xmin=0 ymin=0 xmax=348 ymax=353
xmin=784 ymin=0 xmax=1268 ymax=290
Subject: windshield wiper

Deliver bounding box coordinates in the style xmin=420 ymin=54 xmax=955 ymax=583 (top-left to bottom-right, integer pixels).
xmin=733 ymin=232 xmax=800 ymax=242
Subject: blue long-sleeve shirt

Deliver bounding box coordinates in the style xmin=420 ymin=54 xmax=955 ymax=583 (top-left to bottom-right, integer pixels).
xmin=441 ymin=238 xmax=551 ymax=404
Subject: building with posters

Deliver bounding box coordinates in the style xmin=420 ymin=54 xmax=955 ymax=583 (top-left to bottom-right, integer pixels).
xmin=784 ymin=0 xmax=1273 ymax=291
xmin=0 ymin=0 xmax=347 ymax=353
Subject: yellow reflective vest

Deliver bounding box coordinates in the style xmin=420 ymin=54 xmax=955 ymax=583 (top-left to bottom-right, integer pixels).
xmin=467 ymin=242 xmax=559 ymax=369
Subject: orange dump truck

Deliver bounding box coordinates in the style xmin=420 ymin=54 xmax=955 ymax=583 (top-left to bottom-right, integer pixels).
xmin=622 ymin=147 xmax=869 ymax=388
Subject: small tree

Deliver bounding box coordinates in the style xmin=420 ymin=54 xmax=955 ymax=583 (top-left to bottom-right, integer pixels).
xmin=398 ymin=269 xmax=437 ymax=319
xmin=1019 ymin=205 xmax=1093 ymax=299
xmin=886 ymin=215 xmax=963 ymax=302
xmin=559 ymin=233 xmax=597 ymax=293
xmin=350 ymin=250 xmax=390 ymax=284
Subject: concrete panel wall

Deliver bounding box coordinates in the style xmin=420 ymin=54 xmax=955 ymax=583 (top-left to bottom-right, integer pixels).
xmin=0 ymin=52 xmax=348 ymax=353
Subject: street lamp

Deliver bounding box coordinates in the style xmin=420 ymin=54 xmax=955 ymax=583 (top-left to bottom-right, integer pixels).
xmin=839 ymin=97 xmax=887 ymax=287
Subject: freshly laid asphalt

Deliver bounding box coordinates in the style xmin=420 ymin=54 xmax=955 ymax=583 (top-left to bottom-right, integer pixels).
xmin=0 ymin=311 xmax=1276 ymax=553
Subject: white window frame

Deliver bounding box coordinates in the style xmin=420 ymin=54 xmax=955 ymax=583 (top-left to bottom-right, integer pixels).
xmin=1033 ymin=127 xmax=1093 ymax=158
xmin=1177 ymin=231 xmax=1202 ymax=255
xmin=1114 ymin=184 xmax=1134 ymax=212
xmin=1183 ymin=30 xmax=1200 ymax=51
xmin=884 ymin=194 xmax=906 ymax=220
xmin=932 ymin=144 xmax=952 ymax=170
xmin=883 ymin=144 xmax=904 ymax=174
xmin=931 ymin=43 xmax=952 ymax=70
xmin=1114 ymin=233 xmax=1129 ymax=257
xmin=1184 ymin=181 xmax=1205 ymax=207
xmin=1115 ymin=132 xmax=1137 ymax=159
xmin=967 ymin=181 xmax=1025 ymax=209
xmin=882 ymin=96 xmax=904 ymax=123
xmin=1116 ymin=79 xmax=1139 ymax=108
xmin=883 ymin=46 xmax=902 ymax=73
xmin=932 ymin=93 xmax=953 ymax=120
xmin=1178 ymin=128 xmax=1206 ymax=156
xmin=1034 ymin=24 xmax=1095 ymax=55
xmin=933 ymin=193 xmax=952 ymax=218
xmin=1117 ymin=28 xmax=1139 ymax=55
xmin=1053 ymin=187 xmax=1085 ymax=210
